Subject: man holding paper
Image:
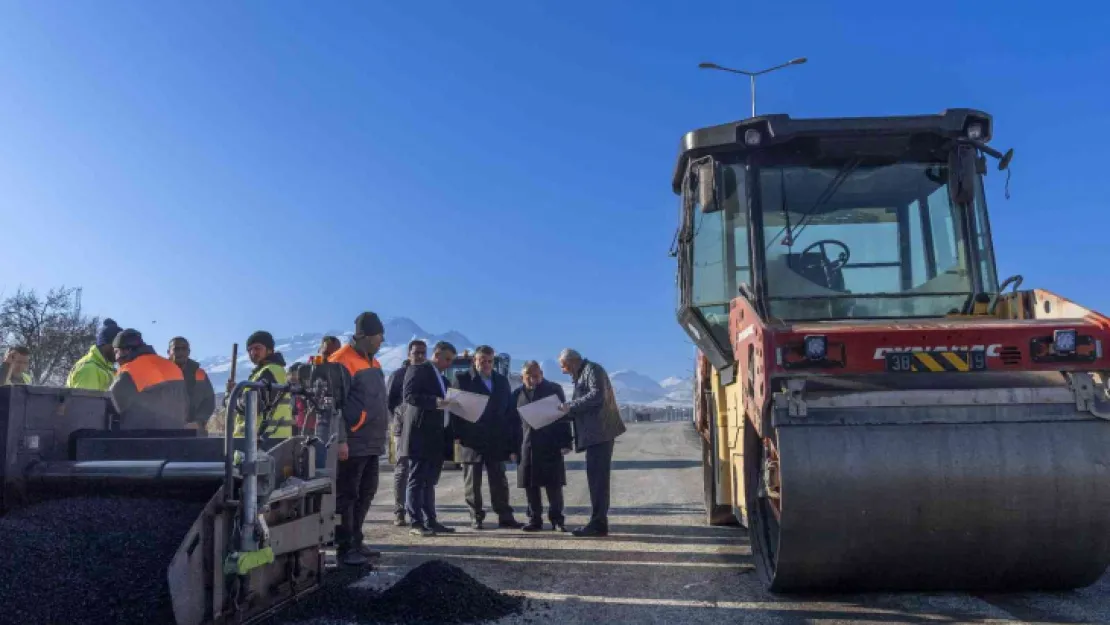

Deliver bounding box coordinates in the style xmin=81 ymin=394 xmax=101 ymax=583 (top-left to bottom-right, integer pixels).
xmin=400 ymin=341 xmax=460 ymax=537
xmin=558 ymin=348 xmax=627 ymax=538
xmin=513 ymin=360 xmax=572 ymax=532
xmin=452 ymin=345 xmax=523 ymax=530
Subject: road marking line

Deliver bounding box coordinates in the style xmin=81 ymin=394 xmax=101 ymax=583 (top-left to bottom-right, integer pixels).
xmin=384 ymin=550 xmax=747 ymax=568
xmin=504 ymin=590 xmax=956 ymax=618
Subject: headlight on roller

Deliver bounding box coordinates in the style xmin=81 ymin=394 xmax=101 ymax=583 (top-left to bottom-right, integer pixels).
xmin=804 ymin=335 xmax=828 ymax=361
xmin=1054 ymin=329 xmax=1077 ymax=354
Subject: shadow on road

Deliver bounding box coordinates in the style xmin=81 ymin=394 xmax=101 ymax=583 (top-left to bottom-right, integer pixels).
xmin=433 ymin=503 xmax=705 ymax=517
xmin=562 ymin=459 xmax=702 ymax=471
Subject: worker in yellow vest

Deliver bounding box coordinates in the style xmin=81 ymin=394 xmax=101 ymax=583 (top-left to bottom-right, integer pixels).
xmin=232 ymin=330 xmax=293 ymax=440
xmin=67 ymin=319 xmax=122 ymax=391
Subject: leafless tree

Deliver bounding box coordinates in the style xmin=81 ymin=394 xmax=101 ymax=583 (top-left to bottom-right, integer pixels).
xmin=0 ymin=287 xmax=99 ymax=385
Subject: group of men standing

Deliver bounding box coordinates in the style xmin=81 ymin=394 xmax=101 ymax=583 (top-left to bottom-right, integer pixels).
xmin=385 ymin=338 xmax=626 ymax=542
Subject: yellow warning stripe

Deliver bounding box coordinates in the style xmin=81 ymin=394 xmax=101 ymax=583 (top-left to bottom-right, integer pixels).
xmin=915 ymin=353 xmax=946 ymax=372
xmin=940 ymin=351 xmax=970 ymax=372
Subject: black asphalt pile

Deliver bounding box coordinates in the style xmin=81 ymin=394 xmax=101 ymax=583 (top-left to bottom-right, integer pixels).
xmin=373 ymin=560 xmax=523 ymax=624
xmin=0 ymin=495 xmax=206 ymax=625
xmin=271 ymin=559 xmax=524 ymax=625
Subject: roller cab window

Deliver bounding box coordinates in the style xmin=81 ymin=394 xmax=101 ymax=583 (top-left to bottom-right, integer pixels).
xmin=756 ymin=161 xmax=998 ymax=321
xmin=675 ymin=160 xmax=750 ymax=369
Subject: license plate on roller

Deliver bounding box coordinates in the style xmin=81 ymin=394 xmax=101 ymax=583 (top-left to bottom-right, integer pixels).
xmin=885 ymin=350 xmax=987 ymax=373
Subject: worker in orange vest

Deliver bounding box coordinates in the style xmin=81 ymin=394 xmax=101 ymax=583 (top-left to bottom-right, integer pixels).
xmin=109 ymin=329 xmax=189 ymax=430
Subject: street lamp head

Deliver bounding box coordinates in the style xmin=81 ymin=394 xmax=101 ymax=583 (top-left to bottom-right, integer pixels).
xmin=698 ymin=62 xmax=721 ymax=70
xmin=789 ymin=57 xmax=808 ymax=66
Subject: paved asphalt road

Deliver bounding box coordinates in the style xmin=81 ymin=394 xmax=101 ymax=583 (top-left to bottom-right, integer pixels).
xmin=294 ymin=422 xmax=1110 ymax=625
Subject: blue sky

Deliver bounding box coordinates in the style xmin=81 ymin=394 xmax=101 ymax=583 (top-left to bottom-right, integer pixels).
xmin=0 ymin=2 xmax=1107 ymax=380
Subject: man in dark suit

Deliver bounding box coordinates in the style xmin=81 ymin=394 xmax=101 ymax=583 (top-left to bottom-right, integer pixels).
xmin=452 ymin=345 xmax=523 ymax=530
xmin=513 ymin=360 xmax=572 ymax=532
xmin=400 ymin=340 xmax=459 ymax=537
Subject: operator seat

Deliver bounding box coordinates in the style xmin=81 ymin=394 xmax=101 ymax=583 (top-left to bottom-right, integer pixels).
xmin=764 ymin=254 xmax=846 ymax=298
xmin=786 ymin=251 xmax=847 ymax=291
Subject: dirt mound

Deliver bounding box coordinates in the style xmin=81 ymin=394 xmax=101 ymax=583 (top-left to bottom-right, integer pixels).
xmin=271 ymin=559 xmax=524 ymax=625
xmin=0 ymin=496 xmax=206 ymax=625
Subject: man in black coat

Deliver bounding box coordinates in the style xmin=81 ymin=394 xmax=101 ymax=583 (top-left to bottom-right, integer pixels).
xmin=452 ymin=345 xmax=523 ymax=530
xmin=386 ymin=339 xmax=427 ymax=527
xmin=513 ymin=360 xmax=572 ymax=532
xmin=400 ymin=340 xmax=459 ymax=537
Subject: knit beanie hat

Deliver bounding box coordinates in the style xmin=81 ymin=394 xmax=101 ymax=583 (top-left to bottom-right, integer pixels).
xmin=354 ymin=312 xmax=384 ymax=337
xmin=247 ymin=331 xmax=275 ymax=351
xmin=112 ymin=329 xmax=145 ymax=350
xmin=97 ymin=319 xmax=123 ymax=347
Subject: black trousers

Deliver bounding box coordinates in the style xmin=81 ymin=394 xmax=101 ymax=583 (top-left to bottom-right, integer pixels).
xmin=525 ymin=485 xmax=565 ymax=525
xmin=462 ymin=457 xmax=514 ymax=522
xmin=585 ymin=440 xmax=615 ymax=529
xmin=335 ymin=454 xmax=380 ymax=552
xmin=406 ymin=457 xmax=442 ymax=528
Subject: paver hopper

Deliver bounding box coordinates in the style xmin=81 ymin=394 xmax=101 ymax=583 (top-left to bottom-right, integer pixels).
xmin=672 ymin=108 xmax=1110 ymax=591
xmin=0 ymin=379 xmax=340 ymax=624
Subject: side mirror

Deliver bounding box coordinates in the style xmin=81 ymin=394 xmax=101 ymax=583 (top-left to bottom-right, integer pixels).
xmin=948 ymin=144 xmax=977 ymax=205
xmin=696 ymin=162 xmax=720 ymax=213
xmin=999 ymin=148 xmax=1014 ymax=171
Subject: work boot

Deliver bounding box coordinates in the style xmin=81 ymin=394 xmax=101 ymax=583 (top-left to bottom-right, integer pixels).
xmin=428 ymin=521 xmax=456 ymax=534
xmin=356 ymin=543 xmax=381 ymax=558
xmin=340 ymin=550 xmax=370 ymax=566
xmin=571 ymin=525 xmax=608 ymax=538
xmin=498 ymin=518 xmax=524 ymax=529
xmin=521 ymin=521 xmax=543 ymax=532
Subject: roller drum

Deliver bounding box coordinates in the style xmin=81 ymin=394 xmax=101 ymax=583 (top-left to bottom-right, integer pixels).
xmin=759 ymin=416 xmax=1110 ymax=591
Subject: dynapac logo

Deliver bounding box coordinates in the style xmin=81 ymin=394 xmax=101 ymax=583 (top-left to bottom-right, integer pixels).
xmin=872 ymin=344 xmax=1003 ymax=359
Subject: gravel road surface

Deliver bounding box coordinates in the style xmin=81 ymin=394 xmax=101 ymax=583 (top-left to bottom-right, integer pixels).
xmin=285 ymin=422 xmax=1110 ymax=625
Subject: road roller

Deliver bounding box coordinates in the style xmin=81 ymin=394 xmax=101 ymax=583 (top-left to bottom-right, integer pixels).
xmin=671 ymin=108 xmax=1110 ymax=591
xmin=0 ymin=378 xmax=341 ymax=624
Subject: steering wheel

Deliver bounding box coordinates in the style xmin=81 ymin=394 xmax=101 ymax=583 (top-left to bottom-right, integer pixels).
xmin=799 ymin=239 xmax=851 ymax=274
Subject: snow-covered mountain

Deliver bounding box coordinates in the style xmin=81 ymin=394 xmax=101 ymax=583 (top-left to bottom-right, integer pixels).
xmin=609 ymin=370 xmax=665 ymax=404
xmin=197 ymin=316 xmax=693 ymax=407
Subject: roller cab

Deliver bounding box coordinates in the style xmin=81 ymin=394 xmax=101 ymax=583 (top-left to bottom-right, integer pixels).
xmin=672 ymin=109 xmax=1110 ymax=591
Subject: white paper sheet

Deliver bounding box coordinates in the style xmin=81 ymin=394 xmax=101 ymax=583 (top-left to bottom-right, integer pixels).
xmin=516 ymin=395 xmax=566 ymax=430
xmin=445 ymin=388 xmax=489 ymax=423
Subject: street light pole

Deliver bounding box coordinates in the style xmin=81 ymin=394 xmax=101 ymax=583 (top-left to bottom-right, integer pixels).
xmin=698 ymin=57 xmax=807 ymax=118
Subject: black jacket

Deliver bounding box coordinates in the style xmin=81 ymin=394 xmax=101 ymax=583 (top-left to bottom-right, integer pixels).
xmin=398 ymin=361 xmax=450 ymax=461
xmin=451 ymin=369 xmax=517 ymax=463
xmin=178 ymin=359 xmax=216 ymax=427
xmin=513 ymin=380 xmax=571 ymax=488
xmin=387 ymin=361 xmax=409 ymax=438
